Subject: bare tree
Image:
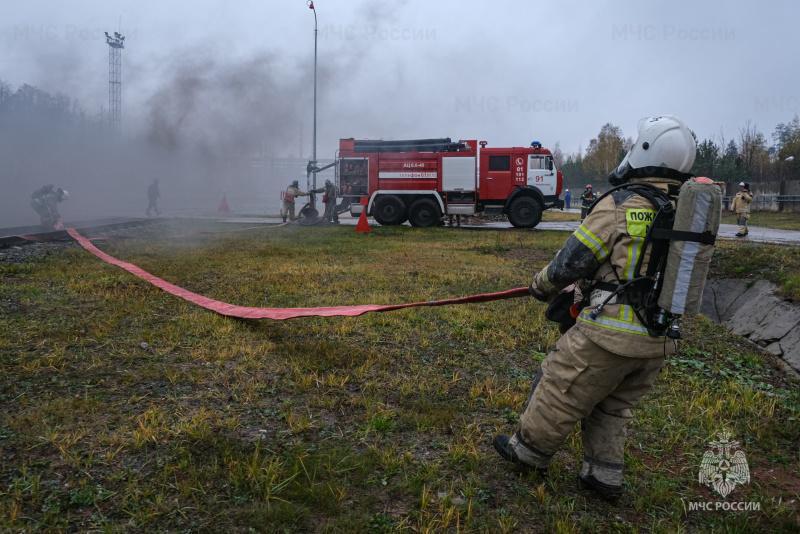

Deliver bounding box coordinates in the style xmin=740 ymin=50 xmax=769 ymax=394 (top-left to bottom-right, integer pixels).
xmin=738 ymin=120 xmax=769 ymax=180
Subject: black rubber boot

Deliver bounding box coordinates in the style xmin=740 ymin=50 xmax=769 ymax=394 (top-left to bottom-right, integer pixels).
xmin=578 ymin=473 xmax=623 ymax=501
xmin=493 ymin=434 xmax=520 ymax=463
xmin=492 ymin=434 xmax=547 ymax=474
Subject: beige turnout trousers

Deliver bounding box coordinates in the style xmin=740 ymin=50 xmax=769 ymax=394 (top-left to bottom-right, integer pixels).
xmin=512 ymin=327 xmax=664 ymax=487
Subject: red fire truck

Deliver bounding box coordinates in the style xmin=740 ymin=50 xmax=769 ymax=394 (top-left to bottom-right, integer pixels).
xmin=335 ymin=137 xmax=563 ymax=228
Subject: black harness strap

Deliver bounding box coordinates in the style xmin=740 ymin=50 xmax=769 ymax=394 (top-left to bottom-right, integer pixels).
xmin=586 ymin=182 xmax=677 ymax=335
xmin=650 ymin=228 xmax=716 ymax=245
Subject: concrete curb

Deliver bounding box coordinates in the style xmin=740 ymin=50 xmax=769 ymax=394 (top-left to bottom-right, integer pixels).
xmin=701 ymin=279 xmax=800 ymax=379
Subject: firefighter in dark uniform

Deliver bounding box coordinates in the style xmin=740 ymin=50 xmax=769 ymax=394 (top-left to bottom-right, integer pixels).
xmin=580 ymin=185 xmax=595 ymax=221
xmin=30 ymin=184 xmax=69 ymax=229
xmin=146 ymin=178 xmax=161 ymax=216
xmin=282 ymin=180 xmax=309 ymax=222
xmin=493 ymin=115 xmax=697 ymax=499
xmin=312 ymin=179 xmax=339 ymax=223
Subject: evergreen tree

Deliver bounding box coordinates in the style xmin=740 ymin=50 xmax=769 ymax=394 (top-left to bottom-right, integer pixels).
xmin=691 ymin=139 xmax=719 ymax=178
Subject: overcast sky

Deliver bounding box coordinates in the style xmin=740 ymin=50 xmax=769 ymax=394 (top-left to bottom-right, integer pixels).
xmin=3 ymin=0 xmax=798 ymax=159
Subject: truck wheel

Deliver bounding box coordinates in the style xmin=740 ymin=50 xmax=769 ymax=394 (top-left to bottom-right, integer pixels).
xmin=373 ymin=195 xmax=406 ymax=225
xmin=408 ymin=198 xmax=441 ymax=227
xmin=507 ymin=197 xmax=543 ymax=228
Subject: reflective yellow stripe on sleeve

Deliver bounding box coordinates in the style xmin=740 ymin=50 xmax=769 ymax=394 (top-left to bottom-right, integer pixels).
xmin=575 ymin=225 xmax=609 ymax=262
xmin=539 ymin=265 xmax=555 ymax=293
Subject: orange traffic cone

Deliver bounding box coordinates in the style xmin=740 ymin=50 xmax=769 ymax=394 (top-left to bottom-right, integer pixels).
xmin=218 ymin=193 xmax=230 ymax=212
xmin=355 ymin=210 xmax=370 ymax=233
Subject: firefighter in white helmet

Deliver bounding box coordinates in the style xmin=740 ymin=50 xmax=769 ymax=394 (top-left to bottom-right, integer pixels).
xmin=493 ymin=116 xmax=697 ymax=499
xmin=282 ymin=180 xmax=309 ymax=222
xmin=731 ymin=181 xmax=753 ymax=237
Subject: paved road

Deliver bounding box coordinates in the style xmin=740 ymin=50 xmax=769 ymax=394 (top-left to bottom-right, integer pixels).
xmin=218 ymin=215 xmax=800 ymax=246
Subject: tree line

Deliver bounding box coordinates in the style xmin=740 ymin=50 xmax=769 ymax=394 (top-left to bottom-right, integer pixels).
xmin=0 ymin=79 xmax=106 ymax=138
xmin=3 ymin=78 xmax=799 ymax=191
xmin=554 ymin=117 xmax=800 ymax=191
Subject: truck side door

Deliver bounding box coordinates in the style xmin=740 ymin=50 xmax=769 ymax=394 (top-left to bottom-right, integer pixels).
xmin=484 ymin=154 xmax=512 ymax=201
xmin=528 ymin=155 xmax=556 ymax=197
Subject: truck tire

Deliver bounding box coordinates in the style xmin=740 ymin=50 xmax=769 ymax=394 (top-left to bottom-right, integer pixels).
xmin=408 ymin=198 xmax=441 ymax=227
xmin=373 ymin=195 xmax=406 ymax=225
xmin=507 ymin=197 xmax=543 ymax=228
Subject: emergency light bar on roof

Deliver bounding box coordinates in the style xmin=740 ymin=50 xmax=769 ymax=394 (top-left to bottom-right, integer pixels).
xmin=352 ymin=138 xmax=467 ymax=153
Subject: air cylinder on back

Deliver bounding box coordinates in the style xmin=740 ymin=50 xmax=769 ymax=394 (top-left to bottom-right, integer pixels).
xmin=657 ymin=177 xmax=722 ymax=316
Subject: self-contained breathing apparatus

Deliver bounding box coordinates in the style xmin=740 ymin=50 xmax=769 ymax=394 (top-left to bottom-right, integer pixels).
xmin=580 ymin=175 xmax=721 ymax=339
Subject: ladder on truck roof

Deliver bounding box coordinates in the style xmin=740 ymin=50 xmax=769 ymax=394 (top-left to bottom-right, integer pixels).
xmin=352 ymin=138 xmax=467 ymax=153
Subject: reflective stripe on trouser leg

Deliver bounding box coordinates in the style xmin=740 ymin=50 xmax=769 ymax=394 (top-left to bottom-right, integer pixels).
xmin=738 ymin=215 xmax=748 ymax=235
xmin=508 ymin=432 xmax=553 ymax=469
xmin=580 ymin=356 xmax=664 ymax=487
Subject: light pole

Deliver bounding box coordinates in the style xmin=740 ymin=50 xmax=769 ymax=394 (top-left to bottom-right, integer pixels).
xmin=779 ymin=155 xmax=794 ymax=212
xmin=307 ymin=0 xmax=318 ymax=203
xmin=104 ymin=31 xmax=125 ymax=136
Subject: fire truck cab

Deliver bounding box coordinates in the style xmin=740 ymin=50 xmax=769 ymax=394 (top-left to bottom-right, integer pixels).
xmin=335 ymin=138 xmax=563 ymax=228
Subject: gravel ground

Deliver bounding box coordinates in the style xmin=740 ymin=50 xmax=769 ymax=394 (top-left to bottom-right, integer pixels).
xmin=0 ymin=241 xmax=77 ymax=263
xmin=0 ymin=224 xmax=148 ymax=264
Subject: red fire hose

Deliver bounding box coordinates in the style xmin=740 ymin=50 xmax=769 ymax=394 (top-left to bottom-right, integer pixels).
xmin=67 ymin=228 xmax=530 ymax=320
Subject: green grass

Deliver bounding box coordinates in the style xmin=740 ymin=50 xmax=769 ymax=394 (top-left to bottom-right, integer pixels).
xmin=720 ymin=210 xmax=800 ymax=231
xmin=1 ymin=219 xmax=798 ymax=533
xmin=542 ymin=209 xmax=582 ymax=222
xmin=709 ymin=240 xmax=800 ymax=301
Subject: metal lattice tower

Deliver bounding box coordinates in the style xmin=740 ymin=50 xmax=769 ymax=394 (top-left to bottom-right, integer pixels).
xmin=105 ymin=31 xmax=125 ymax=135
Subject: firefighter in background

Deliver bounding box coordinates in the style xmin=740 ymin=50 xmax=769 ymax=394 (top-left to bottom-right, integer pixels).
xmin=30 ymin=184 xmax=69 ymax=229
xmin=312 ymin=179 xmax=339 ymax=223
xmin=146 ymin=178 xmax=161 ymax=216
xmin=579 ymin=184 xmax=595 ymax=221
xmin=564 ymin=188 xmax=571 ymax=209
xmin=282 ymin=180 xmax=309 ymax=222
xmin=731 ymin=181 xmax=753 ymax=237
xmin=493 ymin=115 xmax=697 ymax=499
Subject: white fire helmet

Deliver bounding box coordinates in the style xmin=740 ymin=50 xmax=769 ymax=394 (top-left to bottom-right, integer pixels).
xmin=610 ymin=115 xmax=696 ymax=184
xmin=58 ymin=188 xmax=69 ymax=201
